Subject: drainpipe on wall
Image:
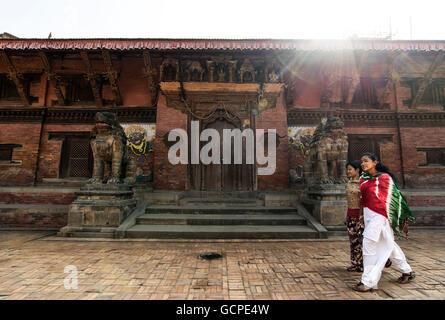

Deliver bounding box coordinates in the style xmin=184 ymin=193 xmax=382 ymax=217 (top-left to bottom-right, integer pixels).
xmin=393 ymin=80 xmax=406 ymax=188
xmin=33 ymin=74 xmax=49 ymax=186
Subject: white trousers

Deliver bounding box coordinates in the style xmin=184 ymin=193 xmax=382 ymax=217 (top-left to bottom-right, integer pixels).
xmin=361 ymin=207 xmax=412 ymax=289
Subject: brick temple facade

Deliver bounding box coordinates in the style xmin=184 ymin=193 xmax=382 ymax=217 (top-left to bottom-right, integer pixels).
xmin=0 ymin=38 xmax=444 ymax=228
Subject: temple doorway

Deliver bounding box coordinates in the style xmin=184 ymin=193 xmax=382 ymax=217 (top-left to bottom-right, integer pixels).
xmin=189 ymin=112 xmax=254 ymax=191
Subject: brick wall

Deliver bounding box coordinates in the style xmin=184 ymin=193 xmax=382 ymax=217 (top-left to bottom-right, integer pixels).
xmin=0 ymin=208 xmax=68 ymax=229
xmin=0 ymin=191 xmax=76 ymax=205
xmin=152 ymin=94 xmax=188 ymax=190
xmin=400 ymin=127 xmax=445 ymax=188
xmin=256 ymin=91 xmax=290 ymax=190
xmin=0 ymin=123 xmax=42 ymax=186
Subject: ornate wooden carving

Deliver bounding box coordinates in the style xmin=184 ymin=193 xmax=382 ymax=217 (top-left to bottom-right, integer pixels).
xmin=344 ymin=52 xmax=369 ymax=108
xmin=287 ymin=108 xmax=445 ymax=127
xmin=264 ymin=58 xmax=281 ymax=83
xmin=183 ymin=60 xmax=205 ymax=81
xmin=39 ymin=51 xmax=65 ymax=105
xmin=102 ymin=50 xmax=122 ymax=106
xmin=377 ymin=53 xmax=400 ymax=109
xmin=142 ymin=50 xmax=158 ymax=106
xmin=0 ymin=51 xmax=31 ymax=105
xmin=159 ymin=82 xmax=283 ymax=117
xmin=285 ymin=76 xmax=297 ymax=107
xmin=238 ymin=59 xmax=256 ymax=83
xmin=79 ymin=51 xmax=103 ymax=107
xmin=411 ymin=52 xmax=445 ymax=109
xmin=160 ymin=57 xmax=179 ymax=81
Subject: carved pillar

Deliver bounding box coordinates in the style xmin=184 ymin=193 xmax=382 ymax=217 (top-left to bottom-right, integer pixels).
xmin=228 ymin=60 xmax=237 ymax=83
xmin=143 ymin=50 xmax=158 ymax=106
xmin=206 ymin=60 xmax=215 ymax=82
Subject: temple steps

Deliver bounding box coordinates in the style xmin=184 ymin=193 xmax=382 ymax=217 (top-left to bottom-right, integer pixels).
xmin=124 ymin=200 xmax=321 ymax=239
xmin=136 ymin=213 xmax=307 ymax=226
xmin=178 ymin=197 xmax=264 ymax=207
xmin=126 ymin=224 xmax=318 ymax=239
xmin=144 ymin=205 xmax=297 ymax=214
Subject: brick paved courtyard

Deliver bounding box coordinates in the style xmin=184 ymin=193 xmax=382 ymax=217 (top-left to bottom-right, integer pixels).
xmin=0 ymin=229 xmax=444 ymax=300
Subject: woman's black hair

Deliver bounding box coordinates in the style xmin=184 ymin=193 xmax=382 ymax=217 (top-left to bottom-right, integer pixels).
xmin=346 ymin=160 xmax=362 ymax=175
xmin=360 ymin=152 xmax=397 ymax=184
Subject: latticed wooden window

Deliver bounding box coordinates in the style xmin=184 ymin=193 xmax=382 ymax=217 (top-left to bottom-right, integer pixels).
xmin=347 ymin=135 xmax=382 ymax=162
xmin=60 ymin=137 xmax=92 ymax=178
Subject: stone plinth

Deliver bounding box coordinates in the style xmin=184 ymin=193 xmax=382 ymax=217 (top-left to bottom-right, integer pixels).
xmin=303 ymin=184 xmax=347 ymax=226
xmin=58 ymin=184 xmax=136 ymax=237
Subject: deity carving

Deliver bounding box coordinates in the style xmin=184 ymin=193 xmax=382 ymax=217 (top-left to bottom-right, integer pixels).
xmin=239 ymin=59 xmax=256 ymax=83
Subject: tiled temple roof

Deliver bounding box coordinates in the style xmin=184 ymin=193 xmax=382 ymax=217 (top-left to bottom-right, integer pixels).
xmin=1 ymin=38 xmax=445 ymax=51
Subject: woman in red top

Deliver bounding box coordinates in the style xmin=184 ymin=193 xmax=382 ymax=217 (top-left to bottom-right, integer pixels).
xmin=352 ymin=153 xmax=415 ymax=292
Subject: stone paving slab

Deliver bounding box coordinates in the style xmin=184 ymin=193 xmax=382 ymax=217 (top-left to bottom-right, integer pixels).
xmin=0 ymin=230 xmax=444 ymax=300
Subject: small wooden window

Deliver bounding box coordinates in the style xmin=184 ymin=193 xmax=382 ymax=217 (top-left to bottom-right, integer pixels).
xmin=64 ymin=76 xmax=96 ymax=104
xmin=0 ymin=144 xmax=21 ymax=163
xmin=418 ymin=148 xmax=445 ymax=166
xmin=0 ymin=74 xmax=20 ymax=100
xmin=402 ymin=78 xmax=445 ymax=107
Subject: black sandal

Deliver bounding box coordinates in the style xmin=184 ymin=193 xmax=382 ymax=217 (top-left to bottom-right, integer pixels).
xmin=352 ymin=282 xmax=373 ymax=292
xmin=347 ymin=265 xmax=363 ymax=272
xmin=397 ymin=271 xmax=416 ymax=284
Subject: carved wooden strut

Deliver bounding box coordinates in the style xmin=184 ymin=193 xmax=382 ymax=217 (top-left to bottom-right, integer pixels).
xmin=102 ymin=50 xmax=122 ymax=106
xmin=80 ymin=51 xmax=103 ymax=107
xmin=39 ymin=51 xmax=65 ymax=105
xmin=0 ymin=51 xmax=31 ymax=105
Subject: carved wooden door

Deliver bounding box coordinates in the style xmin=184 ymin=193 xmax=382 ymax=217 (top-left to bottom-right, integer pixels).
xmin=191 ymin=117 xmax=253 ymax=191
xmin=201 ymin=119 xmax=236 ymax=191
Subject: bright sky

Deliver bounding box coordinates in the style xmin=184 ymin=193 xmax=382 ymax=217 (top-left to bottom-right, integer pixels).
xmin=1 ymin=0 xmax=445 ymax=40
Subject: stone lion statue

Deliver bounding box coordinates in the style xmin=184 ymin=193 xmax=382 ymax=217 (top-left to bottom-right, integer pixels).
xmin=88 ymin=112 xmax=137 ymax=184
xmin=303 ymin=117 xmax=348 ymax=185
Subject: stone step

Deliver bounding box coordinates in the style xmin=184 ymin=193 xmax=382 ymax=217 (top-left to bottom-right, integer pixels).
xmin=183 ymin=191 xmax=259 ymax=199
xmin=136 ymin=213 xmax=306 ymax=226
xmin=145 ymin=205 xmax=297 ymax=215
xmin=179 ymin=197 xmax=264 ymax=207
xmin=59 ymin=231 xmax=115 ymax=239
xmin=411 ymin=207 xmax=445 ymax=226
xmin=125 ymin=224 xmax=318 ymax=239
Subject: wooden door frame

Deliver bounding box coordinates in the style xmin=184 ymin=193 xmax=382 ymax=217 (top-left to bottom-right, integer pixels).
xmin=187 ymin=107 xmax=256 ymax=191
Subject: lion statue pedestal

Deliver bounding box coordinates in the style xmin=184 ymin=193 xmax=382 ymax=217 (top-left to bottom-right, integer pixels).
xmin=302 ymin=117 xmax=348 ymax=227
xmin=58 ymin=112 xmax=137 ymax=238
